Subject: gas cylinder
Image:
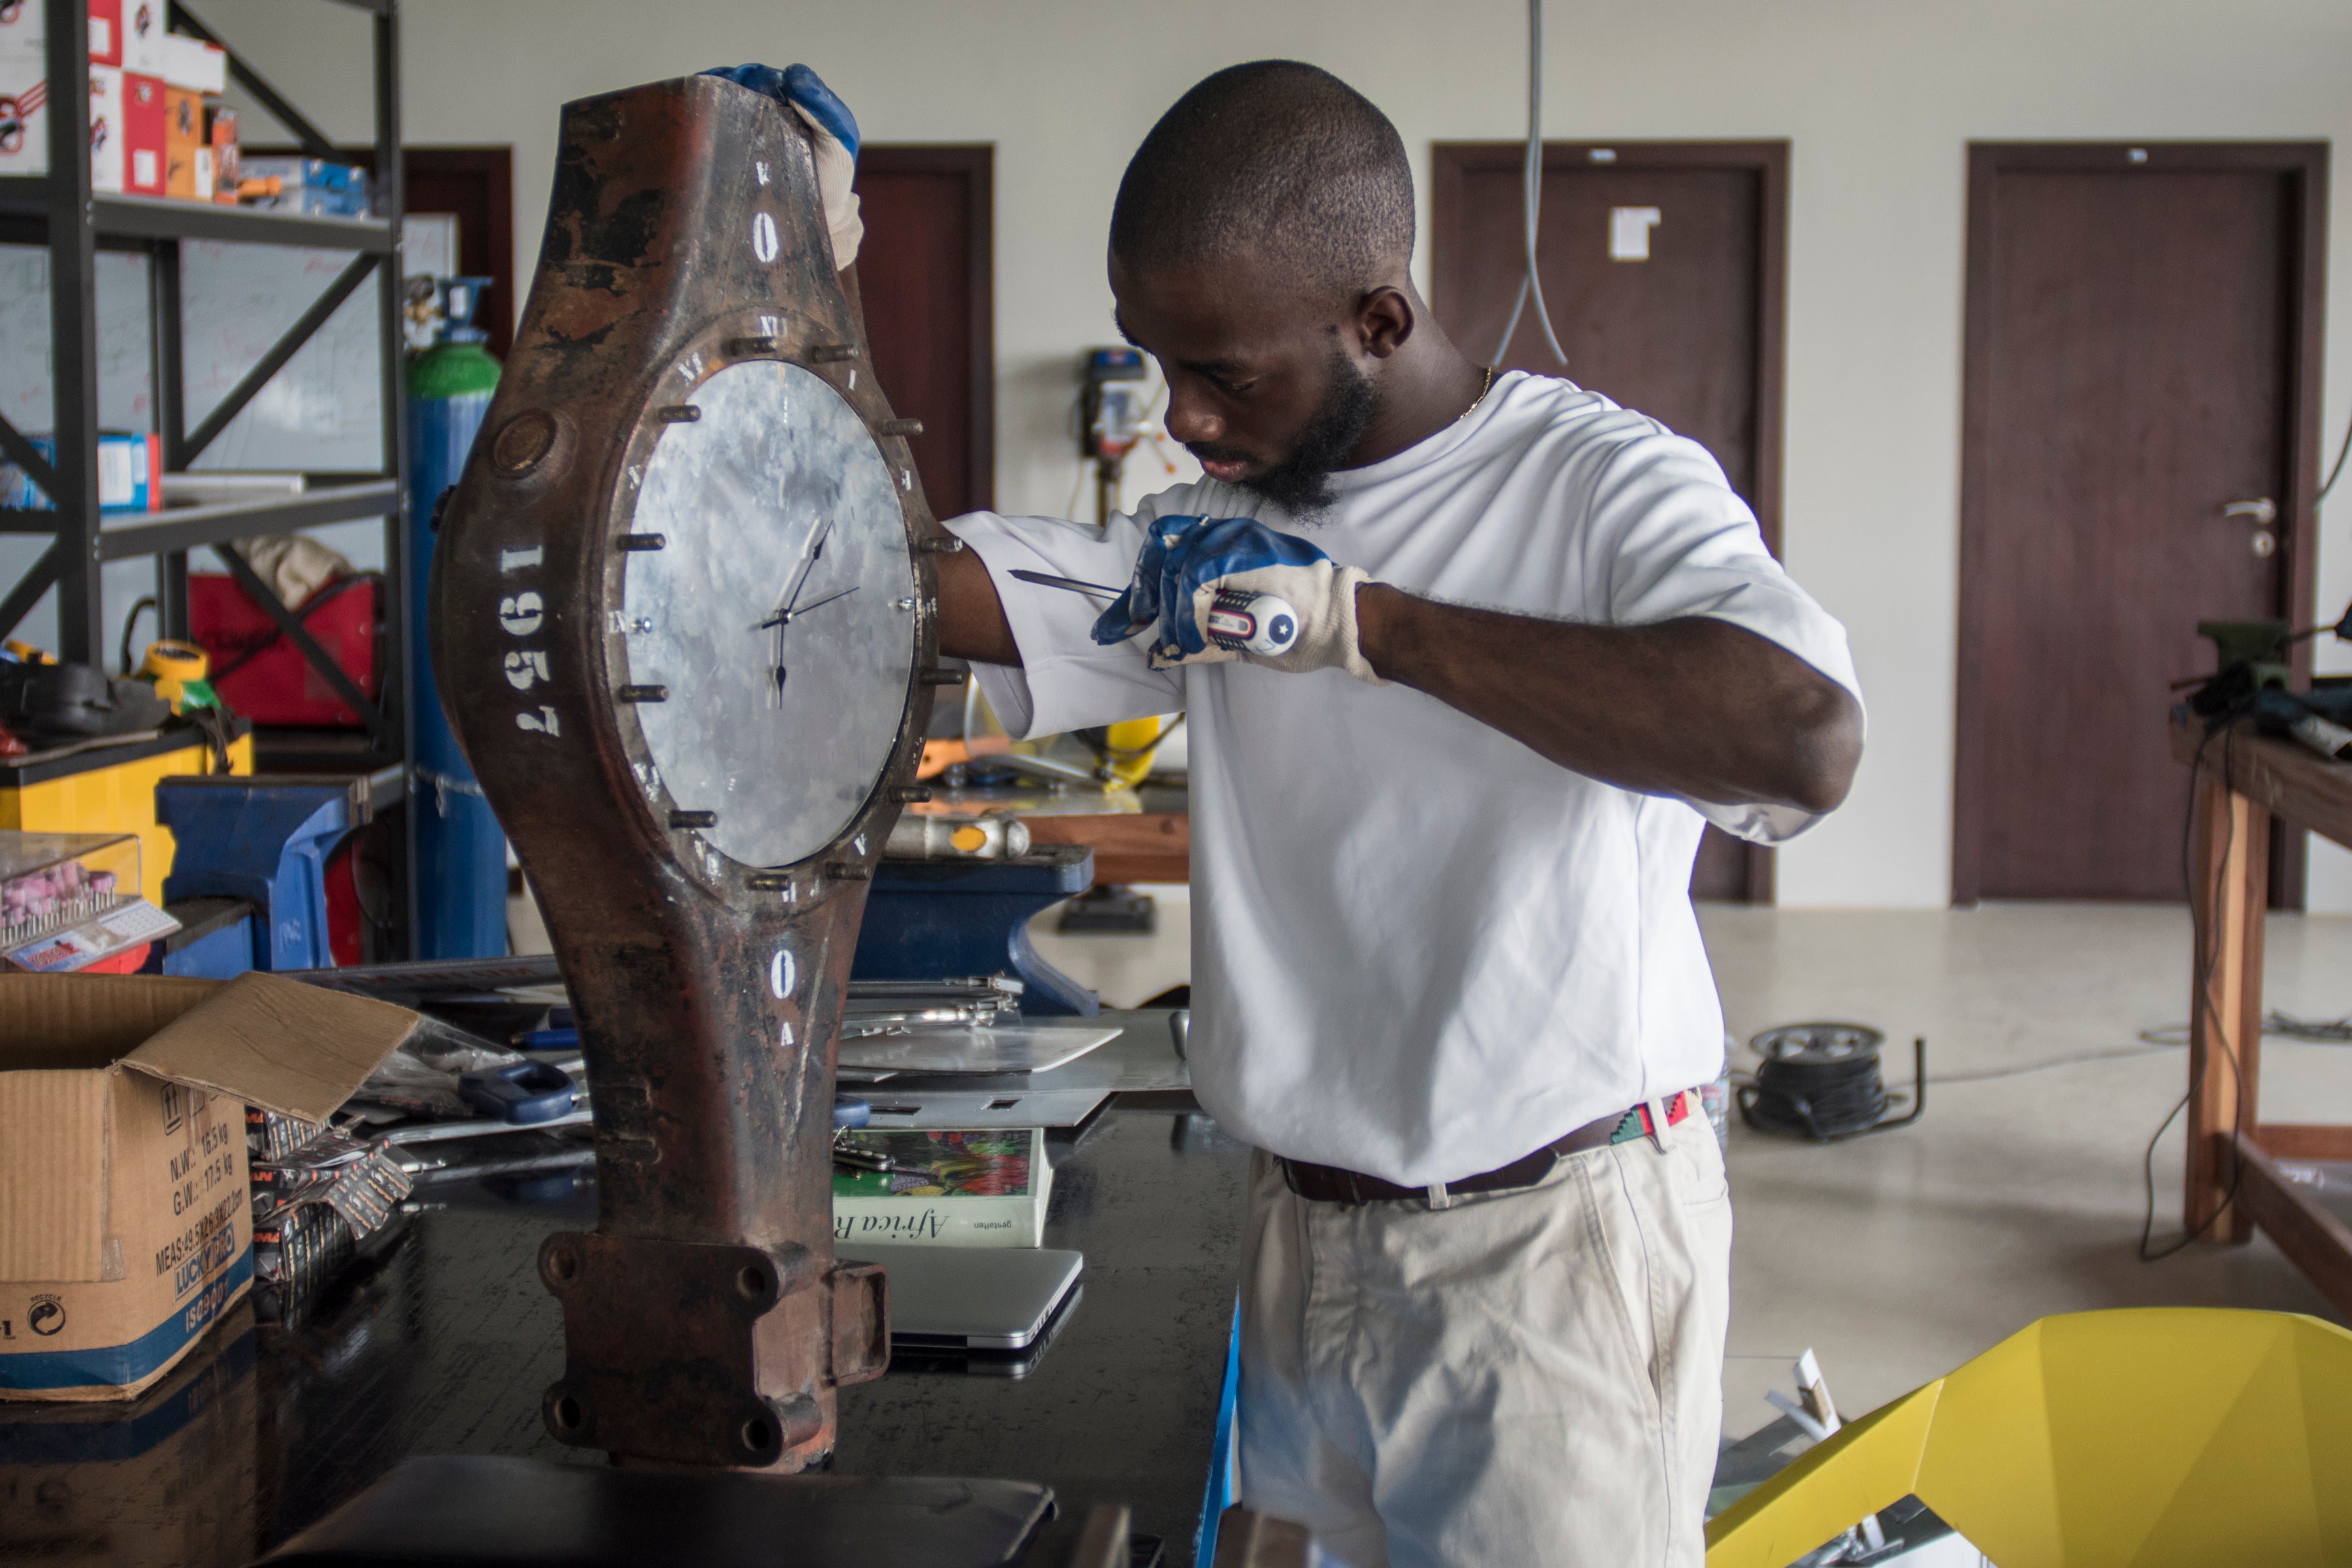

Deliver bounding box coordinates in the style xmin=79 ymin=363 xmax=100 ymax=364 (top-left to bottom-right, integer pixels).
xmin=405 ymin=276 xmax=507 ymax=958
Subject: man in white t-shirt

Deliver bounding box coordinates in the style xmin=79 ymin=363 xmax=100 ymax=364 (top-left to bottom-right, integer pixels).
xmin=923 ymin=61 xmax=1862 ymax=1568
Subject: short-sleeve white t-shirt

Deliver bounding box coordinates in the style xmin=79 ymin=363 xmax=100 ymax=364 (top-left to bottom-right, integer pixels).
xmin=947 ymin=372 xmax=1861 ymax=1186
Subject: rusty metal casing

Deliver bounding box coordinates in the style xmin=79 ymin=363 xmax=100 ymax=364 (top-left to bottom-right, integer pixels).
xmin=429 ymin=74 xmax=947 ymax=1470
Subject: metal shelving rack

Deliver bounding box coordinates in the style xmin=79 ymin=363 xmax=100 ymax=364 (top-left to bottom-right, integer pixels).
xmin=0 ymin=0 xmax=411 ymax=946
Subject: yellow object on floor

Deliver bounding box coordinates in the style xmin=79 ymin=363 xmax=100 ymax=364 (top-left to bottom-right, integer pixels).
xmin=1707 ymin=1309 xmax=2352 ymax=1568
xmin=0 ymin=732 xmax=254 ymax=905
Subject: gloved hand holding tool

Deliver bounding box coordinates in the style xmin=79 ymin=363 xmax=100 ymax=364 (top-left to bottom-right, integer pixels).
xmin=1080 ymin=515 xmax=1387 ymax=683
xmin=700 ymin=62 xmax=863 ymax=269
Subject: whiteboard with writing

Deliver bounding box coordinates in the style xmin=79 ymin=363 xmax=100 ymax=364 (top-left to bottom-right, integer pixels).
xmin=0 ymin=237 xmax=390 ymax=654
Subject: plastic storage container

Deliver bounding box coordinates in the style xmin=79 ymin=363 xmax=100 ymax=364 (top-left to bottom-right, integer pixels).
xmin=0 ymin=830 xmax=177 ymax=972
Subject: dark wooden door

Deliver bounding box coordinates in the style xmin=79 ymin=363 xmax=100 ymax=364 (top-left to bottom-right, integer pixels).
xmin=1955 ymin=144 xmax=2327 ymax=904
xmin=404 ymin=150 xmax=515 ymax=359
xmin=298 ymin=146 xmax=517 ymax=357
xmin=854 ymin=146 xmax=994 ymax=517
xmin=1433 ymin=142 xmax=1788 ymax=902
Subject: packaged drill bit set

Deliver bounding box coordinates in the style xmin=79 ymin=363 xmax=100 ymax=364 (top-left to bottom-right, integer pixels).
xmin=0 ymin=830 xmax=179 ymax=973
xmin=247 ymin=1108 xmax=412 ymax=1319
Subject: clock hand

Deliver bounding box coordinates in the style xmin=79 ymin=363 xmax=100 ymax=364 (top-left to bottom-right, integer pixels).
xmin=762 ymin=576 xmax=865 ymax=710
xmin=785 ymin=585 xmax=859 ymax=620
xmin=761 ymin=583 xmax=861 ymax=711
xmin=759 ymin=519 xmax=835 ymax=709
xmin=760 ymin=516 xmax=836 ymax=632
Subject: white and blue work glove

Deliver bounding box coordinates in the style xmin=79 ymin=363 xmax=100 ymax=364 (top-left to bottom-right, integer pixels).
xmin=1090 ymin=515 xmax=1386 ymax=684
xmin=701 ymin=63 xmax=863 ymax=269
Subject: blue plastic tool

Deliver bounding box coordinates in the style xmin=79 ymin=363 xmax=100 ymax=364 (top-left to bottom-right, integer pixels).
xmin=458 ymin=1060 xmax=578 ymax=1124
xmin=833 ymin=1094 xmax=871 ymax=1129
xmin=516 ymin=1027 xmax=580 ymax=1052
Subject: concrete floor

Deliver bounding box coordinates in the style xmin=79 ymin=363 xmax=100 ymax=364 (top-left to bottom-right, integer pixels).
xmin=1026 ymin=885 xmax=1196 ymax=1011
xmin=1033 ymin=896 xmax=2352 ymax=1434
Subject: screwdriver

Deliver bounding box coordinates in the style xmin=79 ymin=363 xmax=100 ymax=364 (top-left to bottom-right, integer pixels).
xmin=1008 ymin=568 xmax=1301 ymax=658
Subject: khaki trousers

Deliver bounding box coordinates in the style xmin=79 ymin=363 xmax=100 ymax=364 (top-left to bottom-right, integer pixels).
xmin=1236 ymin=1109 xmax=1732 ymax=1568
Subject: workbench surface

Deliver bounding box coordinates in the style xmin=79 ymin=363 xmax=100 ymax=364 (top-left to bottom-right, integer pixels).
xmin=0 ymin=1020 xmax=1249 ymax=1565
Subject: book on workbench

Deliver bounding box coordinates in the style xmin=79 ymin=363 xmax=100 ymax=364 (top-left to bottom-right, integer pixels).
xmin=832 ymin=1127 xmax=1052 ymax=1249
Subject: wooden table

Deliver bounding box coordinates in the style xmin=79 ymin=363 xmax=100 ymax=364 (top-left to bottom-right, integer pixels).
xmin=2171 ymin=710 xmax=2352 ymax=1313
xmin=1022 ymin=811 xmax=1190 ymax=885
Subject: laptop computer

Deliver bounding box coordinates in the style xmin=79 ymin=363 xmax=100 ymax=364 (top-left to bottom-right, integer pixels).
xmin=843 ymin=1245 xmax=1084 ymax=1351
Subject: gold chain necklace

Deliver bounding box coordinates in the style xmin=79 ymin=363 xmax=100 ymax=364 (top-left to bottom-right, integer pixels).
xmin=1457 ymin=365 xmax=1497 ymax=424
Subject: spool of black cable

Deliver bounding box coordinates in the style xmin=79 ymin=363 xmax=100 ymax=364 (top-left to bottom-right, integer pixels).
xmin=1738 ymin=1023 xmax=1925 ymax=1142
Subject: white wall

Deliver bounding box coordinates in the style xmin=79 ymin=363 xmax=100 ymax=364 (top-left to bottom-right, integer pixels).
xmin=178 ymin=0 xmax=2352 ymax=906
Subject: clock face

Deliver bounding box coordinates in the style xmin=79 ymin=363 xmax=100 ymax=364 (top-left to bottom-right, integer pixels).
xmin=617 ymin=359 xmax=917 ymax=869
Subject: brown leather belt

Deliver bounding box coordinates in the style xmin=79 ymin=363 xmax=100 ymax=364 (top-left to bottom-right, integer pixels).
xmin=1281 ymin=1091 xmax=1693 ymax=1207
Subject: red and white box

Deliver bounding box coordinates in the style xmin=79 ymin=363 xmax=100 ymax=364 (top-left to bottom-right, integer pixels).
xmin=88 ymin=63 xmax=122 ymax=193
xmin=88 ymin=0 xmax=123 ymax=65
xmin=0 ymin=2 xmax=43 ymax=61
xmin=0 ymin=1 xmax=133 ymax=65
xmin=121 ymin=0 xmax=163 ymax=77
xmin=161 ymin=33 xmax=224 ymax=94
xmin=121 ymin=68 xmax=163 ymax=195
xmin=0 ymin=59 xmax=48 ymax=176
xmin=0 ymin=3 xmax=192 ymax=186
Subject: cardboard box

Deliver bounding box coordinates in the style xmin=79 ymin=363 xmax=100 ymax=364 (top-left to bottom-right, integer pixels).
xmin=0 ymin=1302 xmax=257 ymax=1567
xmin=122 ymin=69 xmax=163 ymax=195
xmin=0 ymin=972 xmax=417 ymax=1401
xmin=160 ymin=32 xmax=223 ymax=94
xmin=88 ymin=64 xmax=122 ymax=193
xmin=239 ymin=154 xmax=369 ymax=218
xmin=0 ymin=429 xmax=162 ymax=512
xmin=120 ymin=0 xmax=163 ymax=78
xmin=88 ymin=0 xmax=122 ymax=67
xmin=0 ymin=2 xmax=41 ymax=61
xmin=0 ymin=58 xmax=48 ymax=178
xmin=163 ymin=82 xmax=200 ymax=197
xmin=207 ymin=103 xmax=236 ymax=204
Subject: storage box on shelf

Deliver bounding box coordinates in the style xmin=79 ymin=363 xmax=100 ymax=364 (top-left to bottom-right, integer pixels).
xmin=0 ymin=829 xmax=175 ymax=973
xmin=160 ymin=33 xmax=223 ymax=199
xmin=0 ymin=431 xmax=161 ymax=512
xmin=238 ymin=154 xmax=366 ymax=216
xmin=0 ymin=1 xmax=232 ymax=204
xmin=0 ymin=0 xmax=413 ymax=950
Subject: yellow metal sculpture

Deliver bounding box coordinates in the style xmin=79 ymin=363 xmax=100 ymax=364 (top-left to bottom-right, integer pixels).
xmin=1707 ymin=1309 xmax=2352 ymax=1568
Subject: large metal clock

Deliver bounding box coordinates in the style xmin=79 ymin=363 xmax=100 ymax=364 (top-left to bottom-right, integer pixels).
xmin=431 ymin=73 xmax=952 ymax=1473
xmin=619 ymin=358 xmax=917 ymax=868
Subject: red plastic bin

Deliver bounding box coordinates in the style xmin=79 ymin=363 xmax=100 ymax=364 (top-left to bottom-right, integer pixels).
xmin=187 ymin=572 xmax=382 ymax=728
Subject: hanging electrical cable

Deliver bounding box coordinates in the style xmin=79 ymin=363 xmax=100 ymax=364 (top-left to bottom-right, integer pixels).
xmin=1492 ymin=0 xmax=1570 ymax=368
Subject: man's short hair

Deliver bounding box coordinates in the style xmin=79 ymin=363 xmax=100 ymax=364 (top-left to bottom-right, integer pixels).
xmin=1110 ymin=61 xmax=1414 ymax=299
